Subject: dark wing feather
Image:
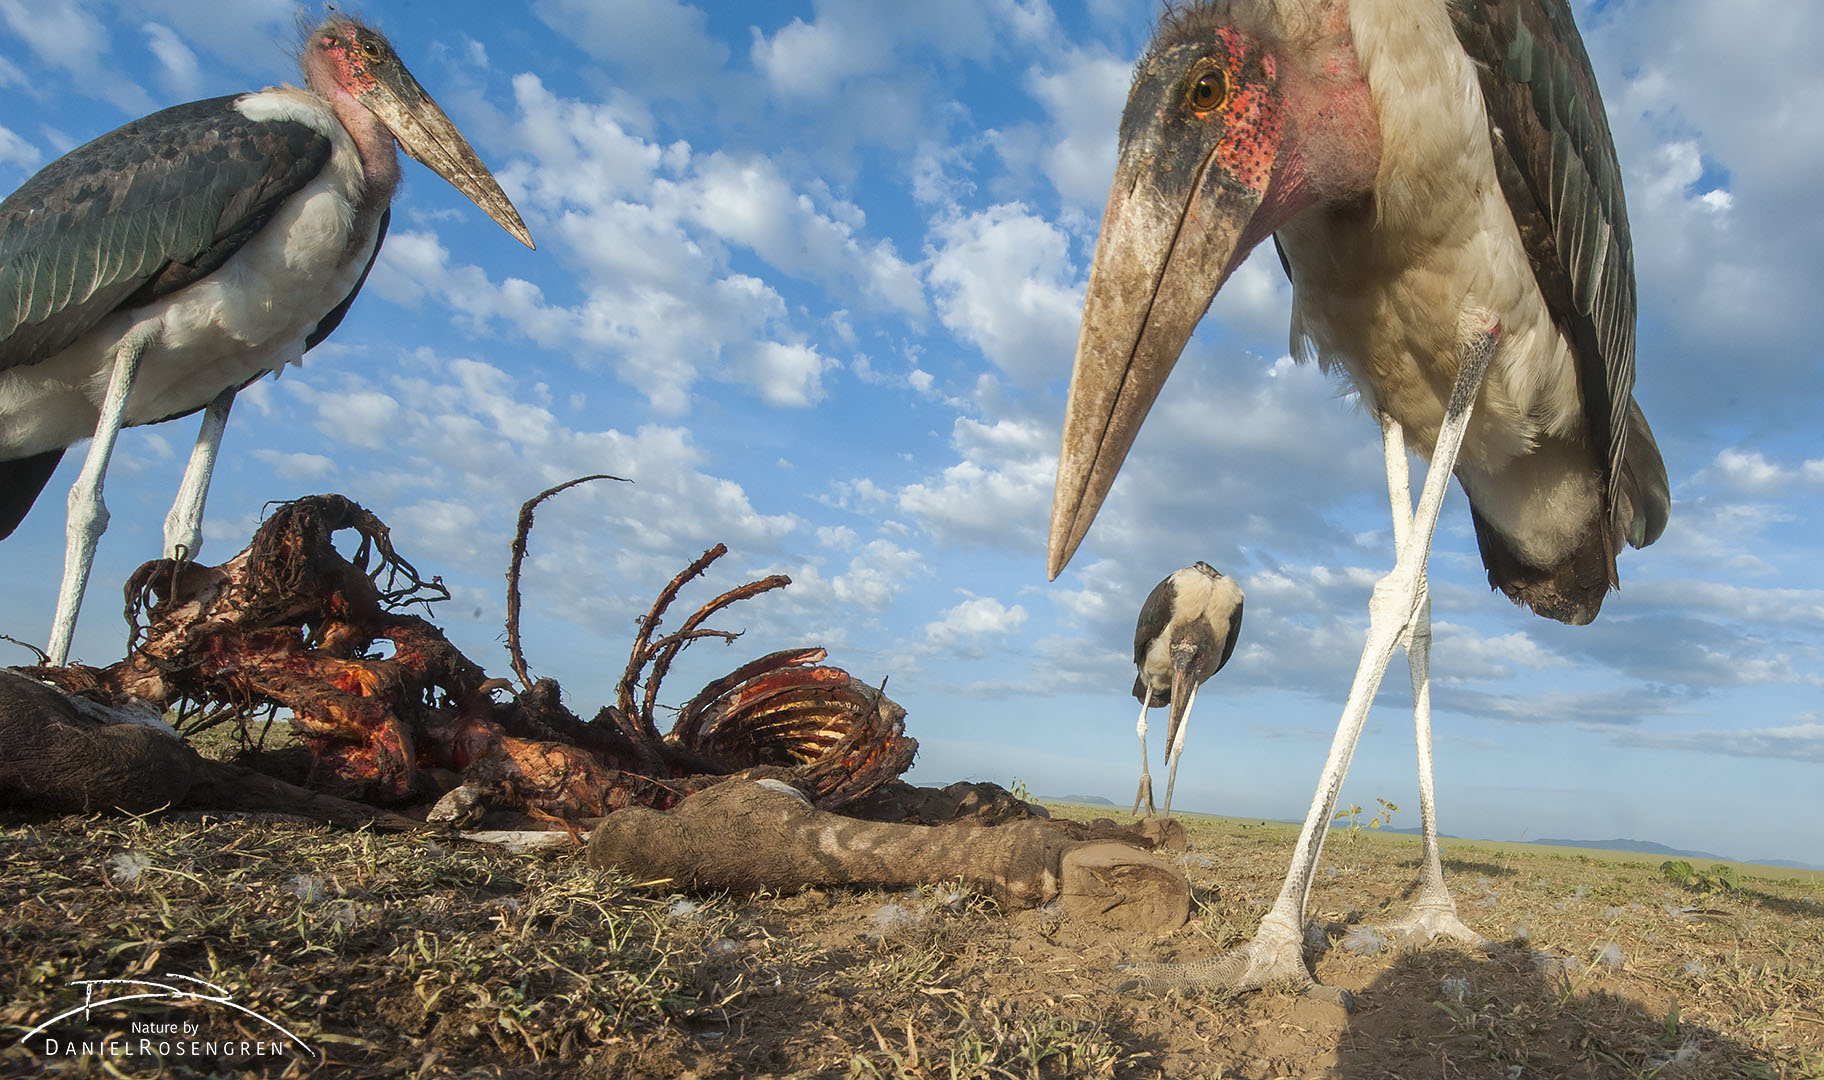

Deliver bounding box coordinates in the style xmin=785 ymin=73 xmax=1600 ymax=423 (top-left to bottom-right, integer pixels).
xmin=0 ymin=95 xmax=332 ymax=373
xmin=1451 ymin=0 xmax=1634 ymax=530
xmin=0 ymin=447 xmax=63 ymax=540
xmin=1133 ymin=575 xmax=1176 ymax=668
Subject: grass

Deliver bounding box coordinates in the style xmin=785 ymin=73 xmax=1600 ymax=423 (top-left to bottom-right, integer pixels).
xmin=0 ymin=801 xmax=1818 ymax=1078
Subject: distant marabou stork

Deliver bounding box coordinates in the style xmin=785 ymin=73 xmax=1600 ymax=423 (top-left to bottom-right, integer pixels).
xmin=0 ymin=16 xmax=533 ymax=665
xmin=1131 ymin=562 xmax=1243 ymax=818
xmin=1049 ymin=0 xmax=1670 ymax=996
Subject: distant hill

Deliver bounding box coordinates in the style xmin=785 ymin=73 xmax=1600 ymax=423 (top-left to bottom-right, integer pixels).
xmin=1534 ymin=837 xmax=1732 ymax=862
xmin=1043 ymin=794 xmax=1118 ymax=807
xmin=1533 ymin=838 xmax=1822 ymax=871
xmin=1352 ymin=828 xmax=1820 ymax=872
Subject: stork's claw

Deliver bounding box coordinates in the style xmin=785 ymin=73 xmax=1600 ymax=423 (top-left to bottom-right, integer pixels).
xmin=1382 ymin=899 xmax=1487 ymax=948
xmin=1111 ymin=917 xmax=1339 ymax=1000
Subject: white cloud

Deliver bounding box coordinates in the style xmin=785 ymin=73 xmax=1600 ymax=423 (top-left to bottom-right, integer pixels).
xmin=926 ymin=203 xmax=1082 ymax=387
xmin=141 ymin=21 xmax=199 ymax=97
xmin=677 ymin=153 xmax=927 ymax=318
xmin=250 ymin=450 xmax=337 ymax=483
xmin=1613 ymin=720 xmax=1824 ymax=763
xmin=896 ymin=417 xmax=1056 ymax=551
xmin=750 ymin=13 xmax=884 ymax=99
xmin=1694 ymin=448 xmax=1824 ymax=495
xmin=1023 ymin=49 xmax=1130 ymax=210
xmin=533 ymin=0 xmax=729 ymax=99
xmin=0 ymin=123 xmax=38 ymax=170
xmin=926 ymin=596 xmax=1028 ymax=645
xmin=0 ymin=0 xmax=152 ymax=113
xmin=737 ymin=341 xmax=835 ymax=407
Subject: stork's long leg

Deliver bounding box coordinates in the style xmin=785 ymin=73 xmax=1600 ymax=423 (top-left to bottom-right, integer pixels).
xmin=1377 ymin=413 xmax=1482 ymax=946
xmin=164 ymin=387 xmax=236 ymax=562
xmin=1134 ymin=688 xmax=1157 ymax=817
xmin=1122 ymin=313 xmax=1499 ymax=999
xmin=1159 ymin=683 xmax=1197 ymax=818
xmin=47 ymin=328 xmax=154 ymax=666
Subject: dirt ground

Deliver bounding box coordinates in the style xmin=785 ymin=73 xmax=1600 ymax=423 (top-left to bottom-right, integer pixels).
xmin=1 ymin=800 xmax=1819 ymax=1079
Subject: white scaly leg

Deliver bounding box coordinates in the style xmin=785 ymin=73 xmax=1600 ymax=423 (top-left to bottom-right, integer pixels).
xmin=1377 ymin=413 xmax=1483 ymax=946
xmin=163 ymin=387 xmax=236 ymax=562
xmin=1159 ymin=683 xmax=1197 ymax=818
xmin=47 ymin=327 xmax=155 ymax=666
xmin=1122 ymin=312 xmax=1499 ymax=1001
xmin=1133 ymin=688 xmax=1157 ymax=816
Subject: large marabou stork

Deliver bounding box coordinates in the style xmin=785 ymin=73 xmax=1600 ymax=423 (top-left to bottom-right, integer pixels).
xmin=1048 ymin=0 xmax=1671 ymax=997
xmin=0 ymin=16 xmax=532 ymax=665
xmin=1131 ymin=562 xmax=1243 ymax=818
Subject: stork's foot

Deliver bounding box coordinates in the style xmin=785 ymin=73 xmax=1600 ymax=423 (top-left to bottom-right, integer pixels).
xmin=1133 ymin=773 xmax=1156 ymax=817
xmin=1381 ymin=898 xmax=1486 ymax=948
xmin=1115 ymin=917 xmax=1355 ymax=1010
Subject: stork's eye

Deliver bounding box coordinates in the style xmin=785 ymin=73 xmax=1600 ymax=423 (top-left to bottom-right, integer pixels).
xmin=361 ymin=39 xmax=383 ymax=59
xmin=1186 ymin=63 xmax=1228 ymax=114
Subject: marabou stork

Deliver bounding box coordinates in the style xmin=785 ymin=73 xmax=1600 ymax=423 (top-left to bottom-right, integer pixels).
xmin=1048 ymin=0 xmax=1671 ymax=996
xmin=1131 ymin=562 xmax=1243 ymax=818
xmin=0 ymin=16 xmax=533 ymax=666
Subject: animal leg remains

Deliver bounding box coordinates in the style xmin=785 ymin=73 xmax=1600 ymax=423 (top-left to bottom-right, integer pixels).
xmin=1122 ymin=314 xmax=1500 ymax=1001
xmin=48 ymin=326 xmax=153 ymax=666
xmin=588 ymin=778 xmax=1190 ymax=934
xmin=164 ymin=387 xmax=236 ymax=562
xmin=1376 ymin=413 xmax=1483 ymax=946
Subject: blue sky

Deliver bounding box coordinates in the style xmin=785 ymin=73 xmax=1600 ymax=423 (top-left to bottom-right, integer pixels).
xmin=3 ymin=1 xmax=1820 ymax=867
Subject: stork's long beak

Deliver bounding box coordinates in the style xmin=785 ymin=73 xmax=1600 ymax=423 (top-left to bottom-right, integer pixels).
xmin=1046 ymin=139 xmax=1265 ymax=579
xmin=1163 ymin=645 xmax=1199 ymax=764
xmin=358 ymin=67 xmax=535 ymax=249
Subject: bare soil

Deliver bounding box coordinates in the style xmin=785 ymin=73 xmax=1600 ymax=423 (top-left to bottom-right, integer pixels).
xmin=1 ymin=802 xmax=1819 ymax=1079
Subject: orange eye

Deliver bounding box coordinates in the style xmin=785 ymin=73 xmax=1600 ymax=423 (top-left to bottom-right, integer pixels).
xmin=1187 ymin=65 xmax=1227 ymax=113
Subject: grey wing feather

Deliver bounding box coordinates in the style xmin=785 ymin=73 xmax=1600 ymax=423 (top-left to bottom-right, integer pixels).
xmin=0 ymin=94 xmax=331 ymax=373
xmin=1450 ymin=0 xmax=1635 ymax=528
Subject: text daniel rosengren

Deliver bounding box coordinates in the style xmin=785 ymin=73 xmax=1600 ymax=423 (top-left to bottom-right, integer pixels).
xmin=42 ymin=1020 xmax=287 ymax=1059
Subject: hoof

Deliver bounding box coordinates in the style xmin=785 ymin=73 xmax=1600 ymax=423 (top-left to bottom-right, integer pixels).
xmin=1059 ymin=841 xmax=1190 ymax=934
xmin=1136 ymin=816 xmax=1187 ymax=851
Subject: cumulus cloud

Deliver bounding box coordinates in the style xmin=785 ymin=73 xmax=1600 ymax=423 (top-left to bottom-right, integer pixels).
xmin=0 ymin=123 xmax=38 ymax=170
xmin=533 ymin=0 xmax=729 ymax=100
xmin=925 ymin=596 xmax=1029 ymax=645
xmin=141 ymin=21 xmax=199 ymax=97
xmin=926 ymin=203 xmax=1082 ymax=387
xmin=1693 ymin=448 xmax=1824 ymax=495
xmin=1612 ymin=720 xmax=1824 ymax=763
xmin=0 ymin=0 xmax=152 ymax=114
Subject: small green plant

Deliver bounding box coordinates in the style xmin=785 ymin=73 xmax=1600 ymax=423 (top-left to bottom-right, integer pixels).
xmin=1332 ymin=798 xmax=1400 ymax=844
xmin=1660 ymin=859 xmax=1739 ymax=902
xmin=1009 ymin=777 xmax=1032 ymax=803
